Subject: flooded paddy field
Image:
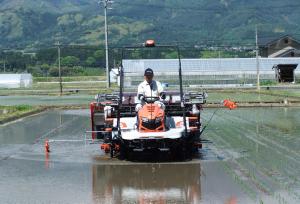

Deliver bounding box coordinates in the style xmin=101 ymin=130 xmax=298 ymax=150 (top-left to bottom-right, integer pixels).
xmin=0 ymin=95 xmax=94 ymax=106
xmin=1 ymin=89 xmax=300 ymax=107
xmin=0 ymin=108 xmax=299 ymax=204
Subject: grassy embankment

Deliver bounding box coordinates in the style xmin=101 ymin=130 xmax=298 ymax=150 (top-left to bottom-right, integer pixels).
xmin=208 ymin=89 xmax=300 ymax=101
xmin=0 ymin=105 xmax=44 ymax=124
xmin=0 ymin=76 xmax=114 ymax=96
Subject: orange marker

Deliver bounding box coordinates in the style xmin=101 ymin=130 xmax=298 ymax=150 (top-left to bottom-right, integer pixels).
xmin=44 ymin=139 xmax=50 ymax=153
xmin=223 ymin=99 xmax=237 ymax=110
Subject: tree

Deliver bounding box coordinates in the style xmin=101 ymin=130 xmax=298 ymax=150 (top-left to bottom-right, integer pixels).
xmin=61 ymin=56 xmax=80 ymax=67
xmin=85 ymin=57 xmax=96 ymax=67
xmin=49 ymin=67 xmax=59 ymax=76
xmin=36 ymin=48 xmax=57 ymax=64
xmin=200 ymin=51 xmax=219 ymax=58
xmin=40 ymin=64 xmax=50 ymax=74
xmin=94 ymin=50 xmax=104 ymax=60
xmin=163 ymin=51 xmax=178 ymax=59
xmin=93 ymin=50 xmax=105 ymax=67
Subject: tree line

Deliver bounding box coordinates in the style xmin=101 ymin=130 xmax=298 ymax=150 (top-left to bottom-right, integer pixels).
xmin=0 ymin=46 xmax=254 ymax=77
xmin=0 ymin=46 xmax=106 ymax=77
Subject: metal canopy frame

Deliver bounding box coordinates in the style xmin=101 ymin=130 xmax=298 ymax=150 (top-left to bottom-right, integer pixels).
xmin=117 ymin=44 xmax=187 ymax=137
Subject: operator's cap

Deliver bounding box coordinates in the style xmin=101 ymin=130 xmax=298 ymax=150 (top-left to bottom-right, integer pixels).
xmin=144 ymin=68 xmax=154 ymax=76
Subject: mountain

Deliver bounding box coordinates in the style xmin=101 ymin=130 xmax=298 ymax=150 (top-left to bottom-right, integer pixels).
xmin=1 ymin=0 xmax=300 ymax=49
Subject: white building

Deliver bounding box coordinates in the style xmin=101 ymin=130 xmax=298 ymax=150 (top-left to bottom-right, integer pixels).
xmin=0 ymin=74 xmax=33 ymax=88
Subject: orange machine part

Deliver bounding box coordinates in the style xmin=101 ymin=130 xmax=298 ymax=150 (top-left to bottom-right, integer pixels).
xmin=105 ymin=128 xmax=112 ymax=132
xmin=114 ymin=144 xmax=120 ymax=152
xmin=189 ymin=117 xmax=199 ymax=131
xmin=120 ymin=122 xmax=127 ymax=129
xmin=100 ymin=144 xmax=120 ymax=153
xmin=138 ymin=104 xmax=165 ymax=132
xmin=176 ymin=121 xmax=183 ymax=128
xmin=105 ymin=118 xmax=114 ymax=125
xmin=100 ymin=144 xmax=111 ymax=153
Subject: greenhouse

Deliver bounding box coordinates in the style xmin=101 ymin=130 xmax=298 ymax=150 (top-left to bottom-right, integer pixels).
xmin=0 ymin=74 xmax=33 ymax=88
xmin=123 ymin=58 xmax=300 ymax=86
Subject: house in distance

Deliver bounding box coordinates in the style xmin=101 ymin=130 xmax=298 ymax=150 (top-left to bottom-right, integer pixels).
xmin=259 ymin=35 xmax=300 ymax=58
xmin=259 ymin=35 xmax=300 ymax=83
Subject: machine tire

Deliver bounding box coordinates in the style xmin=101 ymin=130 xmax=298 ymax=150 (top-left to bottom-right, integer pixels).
xmin=118 ymin=143 xmax=128 ymax=160
xmin=96 ymin=125 xmax=105 ymax=139
xmin=171 ymin=141 xmax=195 ymax=161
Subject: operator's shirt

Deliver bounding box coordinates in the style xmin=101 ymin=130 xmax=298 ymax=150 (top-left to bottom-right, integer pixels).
xmin=137 ymin=80 xmax=163 ymax=98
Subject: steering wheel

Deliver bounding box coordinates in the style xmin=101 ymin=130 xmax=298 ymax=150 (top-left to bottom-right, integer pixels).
xmin=143 ymin=96 xmax=160 ymax=103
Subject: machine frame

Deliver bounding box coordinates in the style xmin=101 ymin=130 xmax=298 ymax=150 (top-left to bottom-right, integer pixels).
xmin=90 ymin=42 xmax=207 ymax=159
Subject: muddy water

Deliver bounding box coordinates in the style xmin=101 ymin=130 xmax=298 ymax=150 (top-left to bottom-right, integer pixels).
xmin=0 ymin=108 xmax=299 ymax=204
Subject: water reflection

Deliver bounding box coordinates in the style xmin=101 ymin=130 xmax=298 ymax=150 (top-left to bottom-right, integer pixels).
xmin=0 ymin=111 xmax=62 ymax=144
xmin=92 ymin=163 xmax=201 ymax=204
xmin=0 ymin=110 xmax=89 ymax=145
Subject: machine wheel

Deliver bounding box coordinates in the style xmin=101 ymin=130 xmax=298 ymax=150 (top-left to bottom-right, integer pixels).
xmin=96 ymin=125 xmax=105 ymax=139
xmin=171 ymin=145 xmax=185 ymax=161
xmin=171 ymin=141 xmax=194 ymax=161
xmin=118 ymin=143 xmax=128 ymax=160
xmin=110 ymin=143 xmax=114 ymax=158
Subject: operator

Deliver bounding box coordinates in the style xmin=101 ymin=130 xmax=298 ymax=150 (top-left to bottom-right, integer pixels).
xmin=136 ymin=68 xmax=166 ymax=112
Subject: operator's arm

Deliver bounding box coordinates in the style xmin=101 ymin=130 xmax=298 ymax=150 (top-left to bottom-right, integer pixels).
xmin=156 ymin=81 xmax=163 ymax=94
xmin=137 ymin=82 xmax=144 ymax=101
xmin=156 ymin=81 xmax=166 ymax=99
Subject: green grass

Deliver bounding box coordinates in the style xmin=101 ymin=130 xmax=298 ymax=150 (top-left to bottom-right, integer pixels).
xmin=14 ymin=105 xmax=32 ymax=111
xmin=260 ymin=90 xmax=300 ymax=100
xmin=0 ymin=105 xmax=39 ymax=122
xmin=260 ymin=80 xmax=278 ymax=86
xmin=33 ymin=76 xmax=106 ymax=82
xmin=205 ymin=90 xmax=285 ymax=103
xmin=0 ymin=105 xmax=33 ymax=113
xmin=0 ymin=75 xmax=112 ymax=95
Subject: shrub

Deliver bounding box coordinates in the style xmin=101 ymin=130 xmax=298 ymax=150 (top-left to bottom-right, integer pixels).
xmin=15 ymin=105 xmax=32 ymax=111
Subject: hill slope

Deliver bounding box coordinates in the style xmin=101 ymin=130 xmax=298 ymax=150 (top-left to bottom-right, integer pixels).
xmin=1 ymin=0 xmax=300 ymax=48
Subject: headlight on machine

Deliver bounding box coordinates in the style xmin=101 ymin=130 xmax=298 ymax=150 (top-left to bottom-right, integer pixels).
xmin=142 ymin=117 xmax=149 ymax=122
xmin=155 ymin=117 xmax=163 ymax=123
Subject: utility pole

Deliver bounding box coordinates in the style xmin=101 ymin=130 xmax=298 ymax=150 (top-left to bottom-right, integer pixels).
xmin=102 ymin=0 xmax=113 ymax=88
xmin=2 ymin=52 xmax=6 ymax=73
xmin=56 ymin=41 xmax=63 ymax=96
xmin=256 ymin=26 xmax=260 ymax=91
xmin=3 ymin=59 xmax=5 ymax=73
